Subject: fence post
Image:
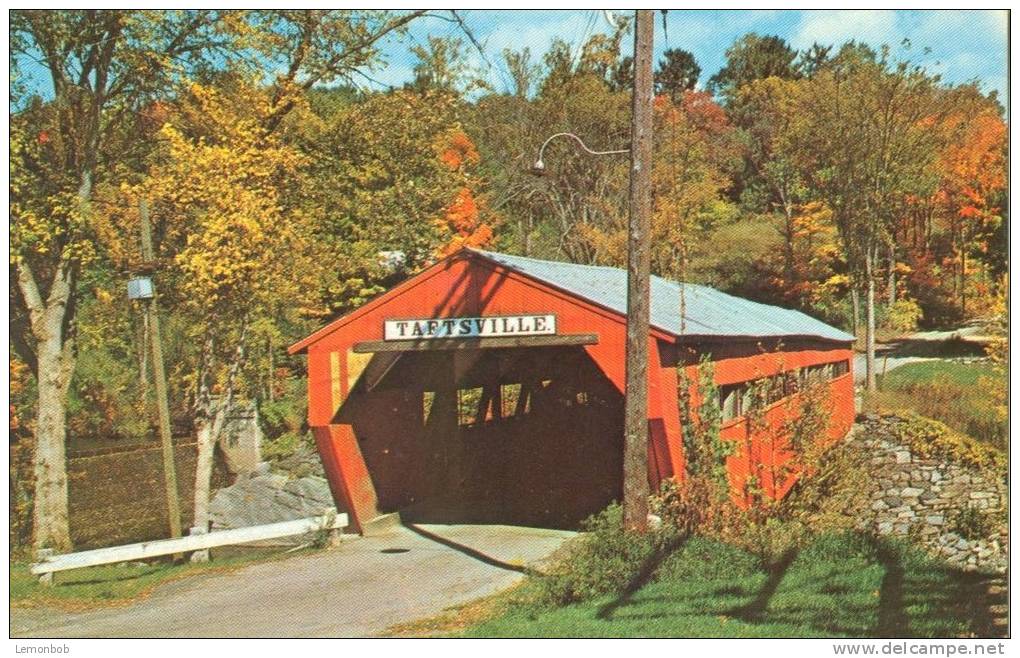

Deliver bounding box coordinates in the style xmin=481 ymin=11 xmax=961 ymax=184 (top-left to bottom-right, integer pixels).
xmin=189 ymin=526 xmax=210 ymax=563
xmin=36 ymin=548 xmax=55 ymax=585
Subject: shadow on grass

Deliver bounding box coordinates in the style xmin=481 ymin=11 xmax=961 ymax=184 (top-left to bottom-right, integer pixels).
xmin=579 ymin=535 xmax=1001 ymax=638
xmin=875 ymin=540 xmax=906 ymax=637
xmin=60 ymin=570 xmax=160 ymax=586
xmin=595 ymin=534 xmax=688 ymax=621
xmin=727 ymin=548 xmax=798 ymax=624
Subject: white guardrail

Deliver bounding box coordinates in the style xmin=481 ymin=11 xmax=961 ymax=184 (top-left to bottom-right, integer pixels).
xmin=31 ymin=509 xmax=348 ymax=582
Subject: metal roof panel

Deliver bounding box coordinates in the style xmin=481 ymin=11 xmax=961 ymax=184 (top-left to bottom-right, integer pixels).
xmin=472 ymin=249 xmax=855 ymax=343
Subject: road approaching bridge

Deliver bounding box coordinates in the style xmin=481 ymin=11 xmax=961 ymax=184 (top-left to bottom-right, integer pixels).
xmin=12 ymin=524 xmax=575 ymax=638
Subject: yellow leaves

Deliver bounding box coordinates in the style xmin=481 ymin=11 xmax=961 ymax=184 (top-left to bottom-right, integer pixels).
xmin=140 ymin=81 xmax=315 ymax=315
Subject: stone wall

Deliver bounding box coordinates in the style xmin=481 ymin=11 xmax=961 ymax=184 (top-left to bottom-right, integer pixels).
xmin=853 ymin=414 xmax=1007 ymax=573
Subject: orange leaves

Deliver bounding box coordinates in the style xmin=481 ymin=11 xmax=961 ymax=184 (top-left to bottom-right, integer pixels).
xmin=438 ymin=129 xmax=480 ymax=171
xmin=436 ymin=187 xmax=493 ymax=257
xmin=444 ymin=187 xmax=479 ymax=232
xmin=934 ymin=105 xmax=1006 ymax=224
xmin=434 ymin=129 xmax=495 ymax=257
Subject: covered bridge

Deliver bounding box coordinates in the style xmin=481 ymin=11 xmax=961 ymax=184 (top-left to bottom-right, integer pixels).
xmin=289 ymin=248 xmax=856 ymax=533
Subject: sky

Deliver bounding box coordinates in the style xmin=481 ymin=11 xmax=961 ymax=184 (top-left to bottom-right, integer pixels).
xmin=11 ymin=9 xmax=1008 ymax=106
xmin=368 ymin=9 xmax=1008 ymax=103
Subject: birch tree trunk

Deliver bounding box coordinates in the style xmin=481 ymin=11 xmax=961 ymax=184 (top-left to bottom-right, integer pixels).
xmin=887 ymin=242 xmax=897 ymax=306
xmin=865 ymin=246 xmax=878 ymax=393
xmin=191 ymin=322 xmax=248 ymax=561
xmin=17 ymin=261 xmax=76 ymax=553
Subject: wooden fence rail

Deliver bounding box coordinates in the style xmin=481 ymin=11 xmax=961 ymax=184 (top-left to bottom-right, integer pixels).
xmin=31 ymin=509 xmax=348 ymax=583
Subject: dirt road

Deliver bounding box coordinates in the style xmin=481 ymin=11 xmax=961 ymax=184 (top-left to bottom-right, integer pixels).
xmin=11 ymin=524 xmax=575 ymax=638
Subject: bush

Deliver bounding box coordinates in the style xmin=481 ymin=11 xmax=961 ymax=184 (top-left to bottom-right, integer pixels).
xmin=947 ymin=508 xmax=998 ymax=541
xmin=880 ymin=298 xmax=923 ymax=335
xmin=261 ymin=430 xmax=314 ymax=462
xmin=890 ymin=412 xmax=1005 ymax=476
xmin=530 ymin=504 xmax=666 ymax=606
xmin=798 ymin=531 xmax=881 ymax=564
xmin=780 ymin=438 xmax=873 ymax=533
xmin=260 ymin=377 xmax=312 ymax=461
xmin=735 ymin=517 xmax=810 ymax=564
xmin=260 ymin=380 xmax=307 ymax=441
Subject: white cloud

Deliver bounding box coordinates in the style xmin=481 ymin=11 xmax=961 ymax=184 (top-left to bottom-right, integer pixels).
xmin=792 ymin=10 xmax=899 ymax=50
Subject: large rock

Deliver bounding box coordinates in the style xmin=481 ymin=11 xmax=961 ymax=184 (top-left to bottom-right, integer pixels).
xmin=209 ymin=471 xmax=337 ymax=545
xmin=271 ymin=444 xmax=326 ymax=479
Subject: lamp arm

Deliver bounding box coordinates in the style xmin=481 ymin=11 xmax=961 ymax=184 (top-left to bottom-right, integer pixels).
xmin=536 ymin=132 xmax=630 ymax=162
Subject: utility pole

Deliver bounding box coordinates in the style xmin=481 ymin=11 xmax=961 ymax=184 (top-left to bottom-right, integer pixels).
xmin=138 ymin=198 xmax=184 ymax=539
xmin=623 ymin=9 xmax=654 ymax=532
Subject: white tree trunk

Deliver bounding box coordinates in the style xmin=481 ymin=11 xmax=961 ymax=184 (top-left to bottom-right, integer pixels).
xmin=17 ymin=260 xmax=76 ymax=554
xmin=190 ymin=323 xmax=247 ymax=561
xmin=33 ymin=333 xmax=73 ymax=553
xmin=191 ymin=405 xmax=226 ymax=534
xmin=865 ymin=248 xmax=878 ymax=393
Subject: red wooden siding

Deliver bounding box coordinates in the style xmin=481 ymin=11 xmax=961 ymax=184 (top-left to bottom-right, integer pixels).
xmin=292 ymin=250 xmax=856 ymax=531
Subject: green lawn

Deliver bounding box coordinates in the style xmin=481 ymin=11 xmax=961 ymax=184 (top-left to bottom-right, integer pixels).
xmin=462 ymin=534 xmax=996 ymax=638
xmin=10 ymin=546 xmax=303 ymax=609
xmin=882 ymin=360 xmax=991 ymax=388
xmin=877 ymin=361 xmax=1005 ymax=450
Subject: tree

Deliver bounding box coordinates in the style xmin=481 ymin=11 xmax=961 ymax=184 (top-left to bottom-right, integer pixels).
xmin=610 ymin=55 xmax=634 ymax=93
xmin=793 ymin=51 xmax=942 ymax=392
xmin=575 ymin=91 xmax=739 ymax=279
xmin=10 ymin=9 xmax=432 ymax=550
xmin=655 ymin=48 xmax=700 ymax=100
xmin=501 ymin=47 xmax=540 ymax=98
xmin=10 ymin=10 xmax=243 ymax=551
xmin=134 ymin=80 xmax=317 ymax=539
xmin=798 ymin=42 xmax=832 ymax=77
xmin=470 ymin=46 xmax=632 ymax=263
xmin=928 ymin=86 xmax=1007 ymax=317
xmin=708 ymin=33 xmax=800 ymax=103
xmin=408 ymin=36 xmax=475 ymax=94
xmin=730 ymin=77 xmax=806 ymax=293
xmin=298 ymin=88 xmax=494 ymax=312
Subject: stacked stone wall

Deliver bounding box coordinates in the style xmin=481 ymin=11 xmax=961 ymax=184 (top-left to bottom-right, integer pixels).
xmin=853 ymin=415 xmax=1007 ymax=573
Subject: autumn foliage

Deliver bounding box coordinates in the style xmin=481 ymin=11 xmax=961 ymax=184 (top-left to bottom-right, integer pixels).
xmin=436 ymin=130 xmax=494 ymax=257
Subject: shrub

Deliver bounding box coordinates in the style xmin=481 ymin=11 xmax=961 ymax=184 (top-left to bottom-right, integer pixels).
xmin=798 ymin=530 xmax=881 ymax=563
xmin=530 ymin=504 xmax=665 ymax=606
xmin=947 ymin=508 xmax=998 ymax=541
xmin=260 ymin=379 xmax=307 ymax=440
xmin=880 ymin=298 xmax=923 ymax=335
xmin=652 ymin=476 xmax=750 ymax=541
xmin=779 ymin=438 xmax=873 ymax=533
xmin=261 ymin=430 xmax=314 ymax=461
xmin=890 ymin=412 xmax=1005 ymax=477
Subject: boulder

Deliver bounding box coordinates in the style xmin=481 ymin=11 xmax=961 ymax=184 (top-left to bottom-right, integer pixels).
xmin=209 ymin=473 xmax=338 ymax=545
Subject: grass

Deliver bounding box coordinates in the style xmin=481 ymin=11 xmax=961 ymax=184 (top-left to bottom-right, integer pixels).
xmin=10 ymin=546 xmax=308 ymax=610
xmin=882 ymin=360 xmax=990 ymax=388
xmin=458 ymin=533 xmax=999 ymax=638
xmin=875 ymin=361 xmax=1005 ymax=450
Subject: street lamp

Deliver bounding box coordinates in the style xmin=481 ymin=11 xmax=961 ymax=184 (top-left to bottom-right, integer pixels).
xmin=531 ymin=132 xmax=629 ymax=175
